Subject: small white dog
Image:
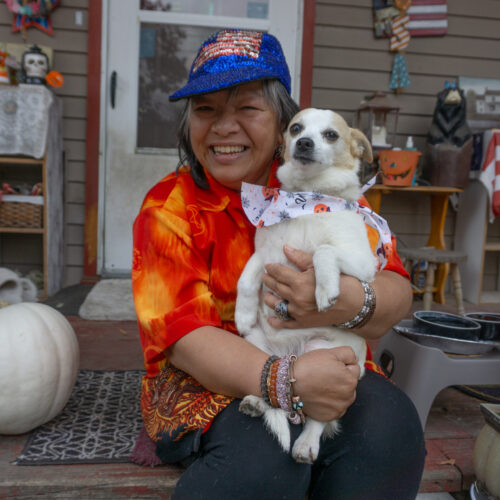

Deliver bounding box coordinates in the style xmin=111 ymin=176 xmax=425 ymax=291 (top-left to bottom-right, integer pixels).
xmin=235 ymin=108 xmax=377 ymax=463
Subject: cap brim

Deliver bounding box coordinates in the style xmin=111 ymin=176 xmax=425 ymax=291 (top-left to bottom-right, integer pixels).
xmin=169 ymin=66 xmax=288 ymax=102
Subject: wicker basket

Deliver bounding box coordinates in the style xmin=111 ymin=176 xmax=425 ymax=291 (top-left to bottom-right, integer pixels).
xmin=0 ymin=199 xmax=43 ymax=228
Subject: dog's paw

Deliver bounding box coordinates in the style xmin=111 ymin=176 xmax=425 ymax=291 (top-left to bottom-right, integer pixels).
xmin=234 ymin=309 xmax=257 ymax=335
xmin=239 ymin=395 xmax=267 ymax=417
xmin=292 ymin=435 xmax=320 ymax=464
xmin=355 ymin=258 xmax=377 ymax=284
xmin=315 ymin=284 xmax=339 ymax=312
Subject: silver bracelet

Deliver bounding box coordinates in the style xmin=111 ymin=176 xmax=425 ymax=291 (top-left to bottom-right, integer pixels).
xmin=333 ymin=281 xmax=376 ymax=329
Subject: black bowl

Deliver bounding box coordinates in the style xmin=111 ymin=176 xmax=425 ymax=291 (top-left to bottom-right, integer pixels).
xmin=465 ymin=312 xmax=500 ymax=341
xmin=413 ymin=311 xmax=481 ymax=341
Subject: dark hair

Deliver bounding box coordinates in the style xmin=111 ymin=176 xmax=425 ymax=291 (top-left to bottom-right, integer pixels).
xmin=176 ymin=79 xmax=300 ymax=189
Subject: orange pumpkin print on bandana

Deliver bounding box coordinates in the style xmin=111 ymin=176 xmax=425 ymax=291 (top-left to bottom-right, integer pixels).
xmin=383 ymin=242 xmax=393 ymax=260
xmin=262 ymin=186 xmax=279 ymax=202
xmin=313 ymin=203 xmax=330 ymax=213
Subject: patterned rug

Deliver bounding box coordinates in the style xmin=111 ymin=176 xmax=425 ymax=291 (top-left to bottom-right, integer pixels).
xmin=16 ymin=370 xmax=145 ymax=465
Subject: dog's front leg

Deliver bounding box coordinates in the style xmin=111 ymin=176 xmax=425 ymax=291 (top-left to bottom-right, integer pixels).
xmin=235 ymin=253 xmax=265 ymax=335
xmin=334 ymin=248 xmax=377 ymax=284
xmin=292 ymin=418 xmax=334 ymax=463
xmin=313 ymin=245 xmax=341 ymax=311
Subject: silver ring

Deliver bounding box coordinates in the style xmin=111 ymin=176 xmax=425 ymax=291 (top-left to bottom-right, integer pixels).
xmin=274 ymin=300 xmax=291 ymax=321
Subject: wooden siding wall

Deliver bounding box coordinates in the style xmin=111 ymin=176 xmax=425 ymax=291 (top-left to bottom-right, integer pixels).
xmin=312 ymin=0 xmax=500 ymax=292
xmin=2 ymin=0 xmax=500 ymax=295
xmin=0 ymin=0 xmax=88 ymax=287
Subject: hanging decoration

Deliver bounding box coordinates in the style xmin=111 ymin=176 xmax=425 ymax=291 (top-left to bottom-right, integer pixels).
xmin=3 ymin=0 xmax=60 ymax=40
xmin=407 ymin=0 xmax=448 ymax=37
xmin=389 ymin=53 xmax=410 ymax=91
xmin=374 ymin=0 xmax=447 ymax=39
xmin=374 ymin=0 xmax=448 ymax=93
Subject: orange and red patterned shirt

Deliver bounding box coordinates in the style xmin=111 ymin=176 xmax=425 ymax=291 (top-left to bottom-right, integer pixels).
xmin=132 ymin=164 xmax=409 ymax=453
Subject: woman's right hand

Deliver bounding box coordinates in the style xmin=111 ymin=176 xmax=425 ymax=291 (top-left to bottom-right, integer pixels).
xmin=293 ymin=346 xmax=360 ymax=422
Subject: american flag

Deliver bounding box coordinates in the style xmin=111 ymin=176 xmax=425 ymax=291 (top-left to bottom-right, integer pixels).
xmin=193 ymin=30 xmax=262 ymax=73
xmin=407 ymin=0 xmax=448 ymax=37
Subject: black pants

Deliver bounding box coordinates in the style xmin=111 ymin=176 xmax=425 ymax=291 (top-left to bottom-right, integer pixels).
xmin=171 ymin=371 xmax=426 ymax=500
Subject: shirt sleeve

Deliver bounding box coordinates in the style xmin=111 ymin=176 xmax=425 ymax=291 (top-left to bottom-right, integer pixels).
xmin=132 ymin=187 xmax=222 ymax=368
xmin=383 ymin=235 xmax=410 ymax=278
xmin=359 ymin=195 xmax=410 ymax=280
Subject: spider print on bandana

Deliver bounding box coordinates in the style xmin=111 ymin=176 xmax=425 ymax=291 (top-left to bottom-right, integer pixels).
xmin=278 ymin=210 xmax=291 ymax=221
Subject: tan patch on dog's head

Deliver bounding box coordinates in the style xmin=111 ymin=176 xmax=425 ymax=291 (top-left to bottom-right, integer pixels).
xmin=350 ymin=128 xmax=373 ymax=163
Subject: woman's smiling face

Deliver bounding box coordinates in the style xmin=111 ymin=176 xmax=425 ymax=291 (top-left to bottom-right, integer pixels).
xmin=189 ymin=81 xmax=282 ymax=191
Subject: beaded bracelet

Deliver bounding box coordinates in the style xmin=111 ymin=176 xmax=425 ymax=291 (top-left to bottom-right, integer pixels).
xmin=261 ymin=355 xmax=279 ymax=406
xmin=265 ymin=354 xmax=306 ymax=424
xmin=356 ymin=284 xmax=377 ymax=329
xmin=288 ymin=354 xmax=305 ymax=424
xmin=333 ymin=280 xmax=376 ymax=330
xmin=276 ymin=356 xmax=292 ymax=412
xmin=267 ymin=357 xmax=280 ymax=409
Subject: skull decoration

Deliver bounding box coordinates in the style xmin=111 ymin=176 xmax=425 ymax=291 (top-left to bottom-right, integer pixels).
xmin=22 ymin=45 xmax=49 ymax=84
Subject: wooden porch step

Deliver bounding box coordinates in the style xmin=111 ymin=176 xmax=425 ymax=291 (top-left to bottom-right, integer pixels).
xmin=0 ymin=432 xmax=181 ymax=499
xmin=0 ymin=428 xmax=476 ymax=498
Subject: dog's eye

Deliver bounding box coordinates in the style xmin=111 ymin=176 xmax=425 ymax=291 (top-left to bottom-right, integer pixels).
xmin=289 ymin=123 xmax=302 ymax=135
xmin=323 ymin=130 xmax=339 ymax=142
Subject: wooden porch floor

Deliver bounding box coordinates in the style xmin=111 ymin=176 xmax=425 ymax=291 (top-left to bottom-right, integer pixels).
xmin=0 ymin=292 xmax=499 ymax=498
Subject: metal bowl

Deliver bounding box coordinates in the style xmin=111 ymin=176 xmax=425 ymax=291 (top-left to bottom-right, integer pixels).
xmin=465 ymin=312 xmax=500 ymax=341
xmin=413 ymin=310 xmax=481 ymax=341
xmin=393 ymin=319 xmax=499 ymax=355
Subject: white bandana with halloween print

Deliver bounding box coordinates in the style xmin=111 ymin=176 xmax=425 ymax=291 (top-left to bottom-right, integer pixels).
xmin=240 ymin=182 xmax=393 ymax=270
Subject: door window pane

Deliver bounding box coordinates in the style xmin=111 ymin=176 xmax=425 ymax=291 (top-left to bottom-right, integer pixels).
xmin=140 ymin=0 xmax=269 ymax=19
xmin=137 ymin=24 xmax=216 ymax=150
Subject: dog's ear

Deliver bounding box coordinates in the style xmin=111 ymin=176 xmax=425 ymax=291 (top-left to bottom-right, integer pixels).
xmin=350 ymin=129 xmax=373 ymax=163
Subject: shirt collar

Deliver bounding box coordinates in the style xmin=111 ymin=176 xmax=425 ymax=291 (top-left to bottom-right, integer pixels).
xmin=195 ymin=159 xmax=281 ymax=212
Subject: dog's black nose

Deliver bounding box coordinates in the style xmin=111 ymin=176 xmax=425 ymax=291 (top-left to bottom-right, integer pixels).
xmin=296 ymin=137 xmax=314 ymax=152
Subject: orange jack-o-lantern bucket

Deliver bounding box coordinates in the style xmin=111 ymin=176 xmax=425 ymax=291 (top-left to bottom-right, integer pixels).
xmin=378 ymin=150 xmax=421 ymax=187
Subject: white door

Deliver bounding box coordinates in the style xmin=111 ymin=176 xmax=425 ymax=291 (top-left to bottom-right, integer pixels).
xmin=100 ymin=0 xmax=303 ymax=275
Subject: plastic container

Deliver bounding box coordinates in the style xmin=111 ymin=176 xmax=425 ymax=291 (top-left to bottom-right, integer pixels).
xmin=413 ymin=310 xmax=481 ymax=341
xmin=465 ymin=312 xmax=500 ymax=341
xmin=378 ymin=149 xmax=421 ymax=186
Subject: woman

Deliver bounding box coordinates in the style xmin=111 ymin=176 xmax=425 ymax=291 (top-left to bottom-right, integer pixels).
xmin=132 ymin=29 xmax=425 ymax=499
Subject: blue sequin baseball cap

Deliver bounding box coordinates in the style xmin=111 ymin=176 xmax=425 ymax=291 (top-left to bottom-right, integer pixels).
xmin=169 ymin=29 xmax=291 ymax=101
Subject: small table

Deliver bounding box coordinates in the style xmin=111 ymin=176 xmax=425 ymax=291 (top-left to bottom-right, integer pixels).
xmin=365 ymin=185 xmax=463 ymax=304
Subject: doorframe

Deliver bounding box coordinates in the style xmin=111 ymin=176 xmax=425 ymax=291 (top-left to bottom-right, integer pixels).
xmin=83 ymin=0 xmax=316 ymax=280
xmin=83 ymin=0 xmax=102 ymax=280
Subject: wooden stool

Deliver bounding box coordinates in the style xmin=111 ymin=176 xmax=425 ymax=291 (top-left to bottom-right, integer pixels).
xmin=398 ymin=247 xmax=468 ymax=315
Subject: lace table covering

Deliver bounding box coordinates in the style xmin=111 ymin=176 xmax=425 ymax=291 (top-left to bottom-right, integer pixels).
xmin=0 ymin=85 xmax=53 ymax=159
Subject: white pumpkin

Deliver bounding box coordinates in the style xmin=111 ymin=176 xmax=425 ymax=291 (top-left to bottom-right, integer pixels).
xmin=0 ymin=302 xmax=79 ymax=435
xmin=473 ymin=403 xmax=500 ymax=497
